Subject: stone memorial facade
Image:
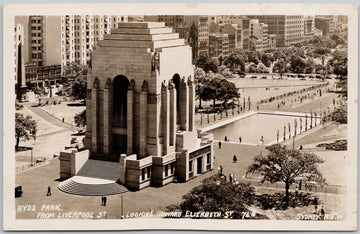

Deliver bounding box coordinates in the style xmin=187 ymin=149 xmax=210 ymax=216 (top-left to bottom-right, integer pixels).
xmin=83 ymin=22 xmax=214 ymax=190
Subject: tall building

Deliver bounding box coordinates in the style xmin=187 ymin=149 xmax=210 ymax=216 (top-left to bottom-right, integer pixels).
xmin=250 ymin=15 xmax=305 ymax=47
xmin=304 ymin=16 xmax=315 ymax=41
xmin=250 ymin=19 xmax=269 ymax=51
xmin=28 ymin=16 xmax=62 ymax=67
xmin=221 ymin=24 xmax=241 ymax=52
xmin=14 ymin=23 xmax=24 ymax=85
xmin=315 ymin=15 xmax=341 ymax=36
xmin=60 ymin=15 xmax=128 ymax=69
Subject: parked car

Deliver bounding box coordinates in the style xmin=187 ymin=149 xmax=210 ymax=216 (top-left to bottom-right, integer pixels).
xmin=261 ymin=76 xmax=267 ymax=79
xmin=15 ymin=186 xmax=23 ymax=198
xmin=250 ymin=75 xmax=257 ymax=79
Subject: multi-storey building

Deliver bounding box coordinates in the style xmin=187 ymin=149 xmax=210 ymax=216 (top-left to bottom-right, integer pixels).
xmin=268 ymin=34 xmax=277 ymax=50
xmin=28 ymin=16 xmax=62 ymax=67
xmin=221 ymin=34 xmax=230 ymax=56
xmin=315 ymin=15 xmax=339 ymax=37
xmin=208 ymin=33 xmax=223 ymax=57
xmin=25 ymin=62 xmax=37 ymax=87
xmin=61 ymin=15 xmax=128 ymax=69
xmin=250 ymin=15 xmax=305 ymax=47
xmin=304 ymin=16 xmax=315 ymax=41
xmin=241 ymin=18 xmax=251 ymax=50
xmin=250 ymin=19 xmax=269 ymax=51
xmin=221 ymin=24 xmax=241 ymax=52
xmin=14 ymin=23 xmax=25 ymax=85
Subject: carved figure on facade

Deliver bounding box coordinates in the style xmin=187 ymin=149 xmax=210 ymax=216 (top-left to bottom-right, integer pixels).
xmin=187 ymin=77 xmax=193 ymax=87
xmin=105 ymin=78 xmax=111 ymax=89
xmin=151 ymin=52 xmax=160 ymax=72
xmin=93 ymin=77 xmax=100 ymax=89
xmin=168 ymin=80 xmax=174 ymax=90
xmin=180 ymin=76 xmax=187 ymax=87
xmin=161 ymin=80 xmax=167 ymax=92
xmin=129 ymin=79 xmax=135 ymax=91
xmin=141 ymin=80 xmax=148 ymax=92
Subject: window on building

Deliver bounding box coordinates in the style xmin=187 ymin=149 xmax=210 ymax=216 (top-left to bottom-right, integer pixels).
xmin=165 ymin=164 xmax=168 ymax=177
xmin=141 ymin=168 xmax=145 ymax=181
xmin=170 ymin=162 xmax=175 ymax=174
xmin=147 ymin=167 xmax=151 ymax=179
xmin=189 ymin=160 xmax=193 ymax=173
xmin=207 ymin=153 xmax=211 ymax=165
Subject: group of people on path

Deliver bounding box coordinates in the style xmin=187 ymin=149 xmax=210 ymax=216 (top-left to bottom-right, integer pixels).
xmin=217 ymin=165 xmax=238 ymax=184
xmin=218 ymin=136 xmax=243 ymax=149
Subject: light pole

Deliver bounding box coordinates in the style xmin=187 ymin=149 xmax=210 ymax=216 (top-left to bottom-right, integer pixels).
xmin=31 ymin=148 xmax=34 ymax=166
xmin=292 ymin=135 xmax=295 ymax=150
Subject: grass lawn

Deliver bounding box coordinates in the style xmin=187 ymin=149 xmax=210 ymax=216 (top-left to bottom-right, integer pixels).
xmin=40 ymin=100 xmax=86 ymax=125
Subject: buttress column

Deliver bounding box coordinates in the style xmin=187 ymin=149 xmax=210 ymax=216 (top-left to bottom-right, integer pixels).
xmin=179 ymin=77 xmax=189 ymax=131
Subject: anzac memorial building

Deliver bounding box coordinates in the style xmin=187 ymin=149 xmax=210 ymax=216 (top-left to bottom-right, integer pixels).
xmin=75 ymin=22 xmax=214 ymax=191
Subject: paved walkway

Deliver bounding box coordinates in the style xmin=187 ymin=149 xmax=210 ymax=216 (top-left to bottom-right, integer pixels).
xmin=24 ymin=103 xmax=73 ymax=131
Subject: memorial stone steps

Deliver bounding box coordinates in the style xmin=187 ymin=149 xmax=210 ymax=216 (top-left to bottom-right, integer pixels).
xmin=58 ymin=159 xmax=128 ymax=196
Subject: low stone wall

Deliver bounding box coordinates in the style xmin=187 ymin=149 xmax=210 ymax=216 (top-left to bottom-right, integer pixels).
xmin=59 ymin=149 xmax=89 ymax=179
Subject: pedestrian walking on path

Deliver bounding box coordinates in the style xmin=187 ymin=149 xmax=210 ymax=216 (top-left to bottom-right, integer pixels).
xmin=229 ymin=173 xmax=233 ymax=183
xmin=103 ymin=196 xmax=107 ymax=206
xmin=218 ymin=141 xmax=222 ymax=149
xmin=224 ymin=136 xmax=227 ymax=142
xmin=220 ymin=165 xmax=223 ymax=175
xmin=47 ymin=186 xmax=52 ymax=196
xmin=233 ymin=155 xmax=237 ymax=163
xmin=239 ymin=136 xmax=242 ymax=143
xmin=320 ymin=206 xmax=325 ymax=220
xmin=101 ymin=196 xmax=104 ymax=206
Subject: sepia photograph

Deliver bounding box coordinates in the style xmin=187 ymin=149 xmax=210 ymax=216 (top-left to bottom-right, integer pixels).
xmin=3 ymin=3 xmax=358 ymax=231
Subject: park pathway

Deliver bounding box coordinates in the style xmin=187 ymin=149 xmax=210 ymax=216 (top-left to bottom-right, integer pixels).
xmin=23 ymin=102 xmax=73 ymax=131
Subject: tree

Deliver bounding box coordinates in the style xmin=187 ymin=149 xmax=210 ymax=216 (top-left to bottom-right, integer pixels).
xmin=273 ymin=59 xmax=286 ymax=79
xmin=290 ymin=55 xmax=306 ymax=74
xmin=246 ymin=62 xmax=258 ymax=73
xmin=328 ymin=103 xmax=347 ymax=124
xmin=15 ymin=113 xmax=37 ymax=150
xmin=201 ymin=77 xmax=239 ymax=110
xmin=63 ymin=63 xmax=88 ymax=101
xmin=247 ymin=144 xmax=325 ymax=205
xmin=256 ymin=63 xmax=269 ymax=73
xmin=195 ymin=55 xmax=219 ymax=73
xmin=259 ymin=53 xmax=272 ymax=67
xmin=247 ymin=50 xmax=259 ymax=64
xmin=74 ymin=110 xmax=86 ymax=127
xmin=194 ymin=67 xmax=207 ymax=108
xmin=328 ymin=50 xmax=347 ymax=78
xmin=223 ymin=50 xmax=246 ymax=73
xmin=179 ymin=175 xmax=255 ymax=218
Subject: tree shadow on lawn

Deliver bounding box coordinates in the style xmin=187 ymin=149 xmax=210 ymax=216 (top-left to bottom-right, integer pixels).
xmin=71 ymin=131 xmax=85 ymax=136
xmin=15 ymin=146 xmax=33 ymax=152
xmin=67 ymin=101 xmax=85 ymax=107
xmin=255 ymin=192 xmax=318 ymax=211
